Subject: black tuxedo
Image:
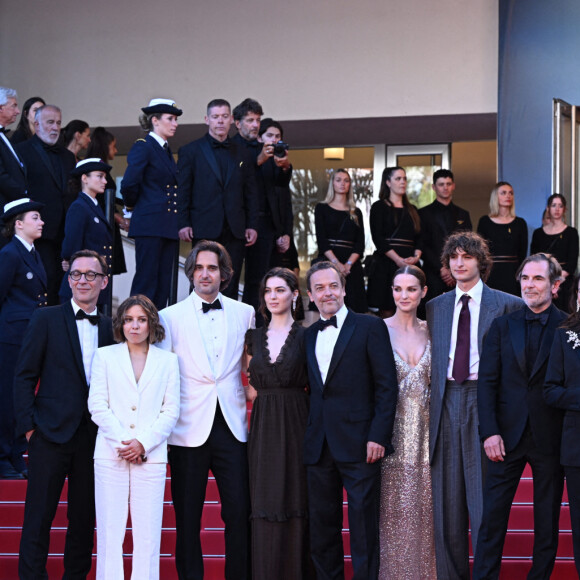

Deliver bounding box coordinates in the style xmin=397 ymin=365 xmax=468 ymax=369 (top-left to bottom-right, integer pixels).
xmin=545 ymin=326 xmax=580 ymax=574
xmin=14 ymin=301 xmax=114 ymax=579
xmin=304 ymin=310 xmax=398 ymax=580
xmin=16 ymin=136 xmax=76 ymax=304
xmin=473 ymin=304 xmax=566 ymax=580
xmin=0 ymin=131 xmax=27 ymax=207
xmin=177 ymin=134 xmax=259 ymax=298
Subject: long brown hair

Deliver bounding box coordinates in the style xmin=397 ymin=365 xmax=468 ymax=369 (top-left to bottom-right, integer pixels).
xmin=378 ymin=166 xmax=420 ymax=233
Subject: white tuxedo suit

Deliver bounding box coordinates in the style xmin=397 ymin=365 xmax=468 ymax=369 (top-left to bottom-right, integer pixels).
xmin=88 ymin=342 xmax=180 ymax=580
xmin=159 ymin=291 xmax=255 ymax=446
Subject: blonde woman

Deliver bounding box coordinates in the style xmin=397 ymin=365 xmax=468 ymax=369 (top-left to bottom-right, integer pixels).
xmin=477 ymin=181 xmax=528 ymax=295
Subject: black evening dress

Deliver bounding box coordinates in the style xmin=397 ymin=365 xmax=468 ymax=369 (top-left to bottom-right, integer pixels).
xmin=477 ymin=215 xmax=528 ymax=296
xmin=245 ymin=323 xmax=314 ymax=580
xmin=314 ymin=203 xmax=367 ymax=312
xmin=367 ymin=201 xmax=421 ymax=311
xmin=531 ymin=226 xmax=579 ymax=312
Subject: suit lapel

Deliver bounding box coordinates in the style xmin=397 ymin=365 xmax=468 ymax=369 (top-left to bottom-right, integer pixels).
xmin=438 ymin=292 xmax=455 ymax=369
xmin=63 ymin=302 xmax=87 ymax=384
xmin=147 ymin=135 xmax=177 ymax=177
xmin=478 ymin=284 xmax=501 ymax=353
xmin=182 ymin=298 xmax=215 ymax=379
xmin=80 ymin=193 xmax=111 ymax=231
xmin=305 ymin=327 xmax=324 ymax=391
xmin=507 ymin=309 xmax=527 ymax=377
xmin=31 ymin=137 xmax=61 ymax=189
xmin=0 ymin=135 xmax=25 ymax=172
xmin=325 ymin=311 xmax=356 ymax=387
xmin=223 ymin=144 xmax=236 ymax=188
xmin=200 ymin=137 xmax=223 ymax=184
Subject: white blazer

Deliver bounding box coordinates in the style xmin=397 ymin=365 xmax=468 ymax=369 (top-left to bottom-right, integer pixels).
xmin=159 ymin=292 xmax=255 ymax=447
xmin=88 ymin=342 xmax=180 ymax=463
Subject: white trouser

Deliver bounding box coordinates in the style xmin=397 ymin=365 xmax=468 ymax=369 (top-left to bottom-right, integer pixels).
xmin=94 ymin=459 xmax=166 ymax=580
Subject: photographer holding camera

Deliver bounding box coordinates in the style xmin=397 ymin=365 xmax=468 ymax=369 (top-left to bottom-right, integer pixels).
xmin=232 ymin=100 xmax=293 ymax=322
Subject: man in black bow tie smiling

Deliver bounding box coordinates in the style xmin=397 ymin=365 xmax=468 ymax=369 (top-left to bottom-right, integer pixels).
xmin=304 ymin=260 xmax=398 ymax=579
xmin=14 ymin=249 xmax=114 ymax=579
xmin=159 ymin=240 xmax=255 ymax=580
xmin=474 ymin=253 xmax=566 ymax=579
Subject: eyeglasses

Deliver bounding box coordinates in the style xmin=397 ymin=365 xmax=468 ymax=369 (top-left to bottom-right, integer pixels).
xmin=69 ymin=270 xmax=105 ymax=282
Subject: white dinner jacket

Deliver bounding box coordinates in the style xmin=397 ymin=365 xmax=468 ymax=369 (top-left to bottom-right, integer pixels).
xmin=88 ymin=342 xmax=180 ymax=463
xmin=159 ymin=292 xmax=255 ymax=446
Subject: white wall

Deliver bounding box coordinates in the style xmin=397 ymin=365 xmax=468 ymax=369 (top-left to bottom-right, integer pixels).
xmin=1 ymin=0 xmax=498 ymax=127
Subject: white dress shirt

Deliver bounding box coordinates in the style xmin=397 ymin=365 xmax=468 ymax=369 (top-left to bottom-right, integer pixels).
xmin=14 ymin=235 xmax=34 ymax=252
xmin=447 ymin=279 xmax=483 ymax=380
xmin=192 ymin=291 xmax=225 ymax=375
xmin=315 ymin=304 xmax=348 ymax=384
xmin=71 ymin=299 xmax=99 ymax=385
xmin=82 ymin=191 xmax=98 ymax=206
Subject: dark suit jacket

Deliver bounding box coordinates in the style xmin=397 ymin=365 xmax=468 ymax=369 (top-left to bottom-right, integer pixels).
xmin=177 ymin=134 xmax=259 ymax=239
xmin=0 ymin=237 xmax=47 ymax=345
xmin=426 ymin=284 xmax=522 ymax=461
xmin=121 ymin=135 xmax=179 ymax=240
xmin=478 ymin=304 xmax=566 ymax=455
xmin=15 ymin=136 xmax=76 ymax=241
xmin=13 ymin=301 xmax=114 ymax=443
xmin=545 ymin=326 xmax=580 ymax=466
xmin=0 ymin=133 xmax=27 ymax=206
xmin=304 ymin=310 xmax=398 ymax=464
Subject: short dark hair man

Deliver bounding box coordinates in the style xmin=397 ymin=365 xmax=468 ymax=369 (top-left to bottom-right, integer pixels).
xmin=0 ymin=87 xmax=27 ymax=219
xmin=14 ymin=249 xmax=114 ymax=579
xmin=419 ymin=169 xmax=472 ymax=301
xmin=177 ymin=99 xmax=259 ymax=299
xmin=426 ymin=231 xmax=522 ymax=579
xmin=159 ymin=240 xmax=255 ymax=579
xmin=16 ymin=105 xmax=76 ymax=304
xmin=304 ymin=260 xmax=398 ymax=579
xmin=473 ymin=253 xmax=565 ymax=579
xmin=231 ymin=102 xmax=293 ymax=319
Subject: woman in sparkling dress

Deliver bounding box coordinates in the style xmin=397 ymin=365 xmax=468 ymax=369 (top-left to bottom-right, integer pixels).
xmin=379 ymin=264 xmax=436 ymax=579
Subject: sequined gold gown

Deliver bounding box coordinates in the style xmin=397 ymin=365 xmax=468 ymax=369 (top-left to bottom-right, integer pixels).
xmin=379 ymin=337 xmax=436 ymax=579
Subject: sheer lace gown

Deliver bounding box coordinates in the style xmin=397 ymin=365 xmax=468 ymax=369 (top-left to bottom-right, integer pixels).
xmin=379 ymin=336 xmax=436 ymax=579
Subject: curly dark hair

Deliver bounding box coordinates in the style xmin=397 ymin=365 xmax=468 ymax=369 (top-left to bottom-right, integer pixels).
xmin=184 ymin=240 xmax=233 ymax=291
xmin=440 ymin=231 xmax=492 ymax=283
xmin=113 ymin=294 xmax=165 ymax=344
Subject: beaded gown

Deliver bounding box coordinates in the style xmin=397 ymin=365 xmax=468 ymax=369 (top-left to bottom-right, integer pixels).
xmin=245 ymin=323 xmax=314 ymax=580
xmin=379 ymin=330 xmax=436 ymax=579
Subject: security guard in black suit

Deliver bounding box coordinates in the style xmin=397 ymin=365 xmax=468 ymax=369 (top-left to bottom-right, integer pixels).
xmin=59 ymin=159 xmax=113 ymax=308
xmin=0 ymin=198 xmax=47 ymax=479
xmin=121 ymin=98 xmax=182 ymax=310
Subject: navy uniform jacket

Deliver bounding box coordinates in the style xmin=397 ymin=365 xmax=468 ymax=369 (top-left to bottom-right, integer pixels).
xmin=0 ymin=237 xmax=48 ymax=345
xmin=15 ymin=136 xmax=76 ymax=241
xmin=121 ymin=134 xmax=179 ymax=240
xmin=177 ymin=134 xmax=259 ymax=239
xmin=59 ymin=193 xmax=113 ymax=304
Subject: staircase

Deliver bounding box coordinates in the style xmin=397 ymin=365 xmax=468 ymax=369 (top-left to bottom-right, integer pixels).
xmin=0 ymin=465 xmax=576 ymax=579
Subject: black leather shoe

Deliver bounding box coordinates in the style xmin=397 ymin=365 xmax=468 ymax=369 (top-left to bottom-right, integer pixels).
xmin=0 ymin=459 xmax=25 ymax=479
xmin=11 ymin=455 xmax=28 ymax=478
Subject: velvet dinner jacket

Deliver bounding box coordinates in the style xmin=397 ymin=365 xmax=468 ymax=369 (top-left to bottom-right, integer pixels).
xmin=478 ymin=304 xmax=566 ymax=455
xmin=426 ymin=284 xmax=522 ymax=462
xmin=13 ymin=301 xmax=114 ymax=443
xmin=88 ymin=342 xmax=180 ymax=463
xmin=159 ymin=293 xmax=255 ymax=447
xmin=176 ymin=134 xmax=259 ymax=240
xmin=304 ymin=310 xmax=398 ymax=465
xmin=121 ymin=134 xmax=179 ymax=240
xmin=0 ymin=237 xmax=47 ymax=345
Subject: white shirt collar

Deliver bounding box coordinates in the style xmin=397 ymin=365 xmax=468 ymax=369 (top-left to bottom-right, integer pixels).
xmin=454 ymin=278 xmax=483 ymax=306
xmin=82 ymin=191 xmax=98 ymax=206
xmin=149 ymin=131 xmax=167 ymax=149
xmin=71 ymin=298 xmax=98 ymax=316
xmin=190 ymin=290 xmax=222 ymax=312
xmin=321 ymin=303 xmax=348 ymax=328
xmin=14 ymin=235 xmax=34 ymax=252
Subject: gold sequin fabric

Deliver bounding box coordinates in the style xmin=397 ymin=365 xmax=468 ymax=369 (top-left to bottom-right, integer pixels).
xmin=379 ymin=338 xmax=437 ymax=579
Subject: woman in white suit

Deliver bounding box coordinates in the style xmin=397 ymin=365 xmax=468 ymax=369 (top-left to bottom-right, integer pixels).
xmin=88 ymin=294 xmax=180 ymax=580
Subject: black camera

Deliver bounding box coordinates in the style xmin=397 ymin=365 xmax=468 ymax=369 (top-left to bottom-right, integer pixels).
xmin=272 ymin=141 xmax=289 ymax=158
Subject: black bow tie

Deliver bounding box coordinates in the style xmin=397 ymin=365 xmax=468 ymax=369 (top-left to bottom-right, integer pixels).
xmin=0 ymin=127 xmax=7 ymax=134
xmin=41 ymin=141 xmax=60 ymax=153
xmin=317 ymin=316 xmax=337 ymax=331
xmin=202 ymin=299 xmax=222 ymax=313
xmin=75 ymin=309 xmax=100 ymax=325
xmin=211 ymin=139 xmax=230 ymax=149
xmin=525 ymin=308 xmax=549 ymax=326
xmin=246 ymin=139 xmax=259 ymax=148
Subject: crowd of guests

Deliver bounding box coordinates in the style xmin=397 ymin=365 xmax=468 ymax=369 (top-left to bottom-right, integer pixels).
xmin=2 ymin=82 xmax=580 ymax=580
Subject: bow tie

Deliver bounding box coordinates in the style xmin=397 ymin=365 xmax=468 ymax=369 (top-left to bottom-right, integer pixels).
xmin=317 ymin=316 xmax=337 ymax=331
xmin=246 ymin=139 xmax=259 ymax=148
xmin=41 ymin=141 xmax=60 ymax=153
xmin=525 ymin=308 xmax=549 ymax=325
xmin=211 ymin=139 xmax=230 ymax=149
xmin=0 ymin=127 xmax=8 ymax=134
xmin=202 ymin=299 xmax=222 ymax=313
xmin=75 ymin=309 xmax=100 ymax=325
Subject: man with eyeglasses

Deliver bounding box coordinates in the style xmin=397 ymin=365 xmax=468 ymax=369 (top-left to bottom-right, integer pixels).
xmin=14 ymin=249 xmax=114 ymax=580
